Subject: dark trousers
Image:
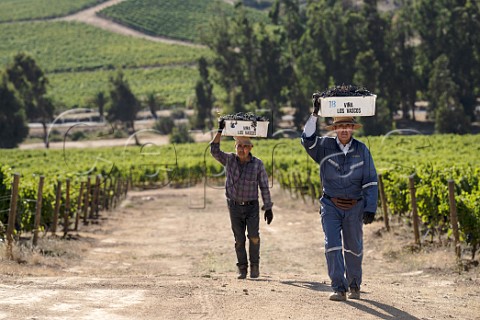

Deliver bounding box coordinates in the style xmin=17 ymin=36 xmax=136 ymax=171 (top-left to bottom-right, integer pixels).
xmin=227 ymin=201 xmax=260 ymax=269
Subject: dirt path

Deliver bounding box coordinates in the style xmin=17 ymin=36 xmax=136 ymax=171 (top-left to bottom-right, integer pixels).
xmin=57 ymin=0 xmax=200 ymax=47
xmin=1 ymin=184 xmax=478 ymax=319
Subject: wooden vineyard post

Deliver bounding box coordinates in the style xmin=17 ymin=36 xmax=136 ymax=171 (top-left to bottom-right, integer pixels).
xmin=408 ymin=174 xmax=421 ymax=246
xmin=74 ymin=182 xmax=84 ymax=231
xmin=6 ymin=173 xmax=20 ymax=260
xmin=107 ymin=177 xmax=115 ymax=210
xmin=378 ymin=174 xmax=390 ymax=231
xmin=52 ymin=181 xmax=62 ymax=236
xmin=107 ymin=177 xmax=114 ymax=211
xmin=102 ymin=176 xmax=108 ymax=211
xmin=93 ymin=175 xmax=101 ymax=219
xmin=448 ymin=180 xmax=461 ymax=258
xmin=32 ymin=175 xmax=45 ymax=247
xmin=83 ymin=177 xmax=91 ymax=224
xmin=63 ymin=179 xmax=70 ymax=237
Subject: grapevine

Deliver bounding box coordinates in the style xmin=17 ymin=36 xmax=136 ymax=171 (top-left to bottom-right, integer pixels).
xmin=315 ymin=84 xmax=373 ymax=97
xmin=220 ymin=112 xmax=269 ymax=128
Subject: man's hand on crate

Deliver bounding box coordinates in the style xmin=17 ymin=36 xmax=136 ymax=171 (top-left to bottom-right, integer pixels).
xmin=312 ymin=92 xmax=321 ymax=116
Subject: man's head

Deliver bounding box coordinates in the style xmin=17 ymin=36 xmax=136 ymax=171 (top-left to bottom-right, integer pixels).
xmin=326 ymin=117 xmax=362 ymax=145
xmin=234 ymin=136 xmax=253 ymax=162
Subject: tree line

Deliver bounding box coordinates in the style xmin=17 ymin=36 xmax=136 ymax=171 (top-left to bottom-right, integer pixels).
xmin=1 ymin=0 xmax=479 ymax=148
xmin=198 ymin=0 xmax=480 ymax=134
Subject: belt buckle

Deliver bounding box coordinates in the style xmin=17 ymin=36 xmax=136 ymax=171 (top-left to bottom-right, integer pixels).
xmin=239 ymin=201 xmax=246 ymax=205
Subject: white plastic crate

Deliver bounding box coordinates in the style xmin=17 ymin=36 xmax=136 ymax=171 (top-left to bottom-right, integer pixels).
xmin=222 ymin=120 xmax=269 ymax=137
xmin=320 ymin=95 xmax=376 ymax=117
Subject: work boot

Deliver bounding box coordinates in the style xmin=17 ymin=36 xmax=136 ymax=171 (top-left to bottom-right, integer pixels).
xmin=237 ymin=266 xmax=247 ymax=279
xmin=250 ymin=264 xmax=259 ymax=278
xmin=329 ymin=291 xmax=346 ymax=301
xmin=348 ymin=287 xmax=360 ymax=300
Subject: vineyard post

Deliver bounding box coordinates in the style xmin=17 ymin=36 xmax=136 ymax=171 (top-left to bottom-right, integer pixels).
xmin=108 ymin=177 xmax=115 ymax=210
xmin=447 ymin=180 xmax=461 ymax=258
xmin=93 ymin=175 xmax=101 ymax=218
xmin=6 ymin=173 xmax=20 ymax=260
xmin=107 ymin=177 xmax=114 ymax=210
xmin=378 ymin=173 xmax=390 ymax=231
xmin=114 ymin=177 xmax=122 ymax=207
xmin=32 ymin=175 xmax=45 ymax=247
xmin=74 ymin=182 xmax=84 ymax=231
xmin=408 ymin=174 xmax=421 ymax=246
xmin=102 ymin=176 xmax=108 ymax=211
xmin=52 ymin=181 xmax=62 ymax=235
xmin=84 ymin=176 xmax=91 ymax=223
xmin=63 ymin=179 xmax=70 ymax=237
xmin=89 ymin=175 xmax=96 ymax=219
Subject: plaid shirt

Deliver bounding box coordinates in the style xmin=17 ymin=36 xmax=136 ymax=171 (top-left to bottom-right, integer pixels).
xmin=210 ymin=142 xmax=273 ymax=210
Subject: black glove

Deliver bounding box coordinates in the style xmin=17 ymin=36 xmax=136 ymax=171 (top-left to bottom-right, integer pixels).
xmin=363 ymin=212 xmax=375 ymax=224
xmin=218 ymin=117 xmax=225 ymax=131
xmin=264 ymin=209 xmax=273 ymax=225
xmin=312 ymin=92 xmax=321 ymax=115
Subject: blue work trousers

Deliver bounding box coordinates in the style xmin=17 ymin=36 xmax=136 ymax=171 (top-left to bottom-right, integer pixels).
xmin=320 ymin=197 xmax=364 ymax=293
xmin=227 ymin=201 xmax=260 ymax=269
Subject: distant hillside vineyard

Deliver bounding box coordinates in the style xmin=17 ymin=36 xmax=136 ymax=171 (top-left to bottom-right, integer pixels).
xmin=98 ymin=0 xmax=269 ymax=43
xmin=0 ymin=0 xmax=109 ymax=22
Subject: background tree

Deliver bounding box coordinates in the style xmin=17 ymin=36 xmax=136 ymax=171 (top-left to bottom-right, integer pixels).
xmin=143 ymin=92 xmax=162 ymax=120
xmin=90 ymin=91 xmax=107 ymax=122
xmin=5 ymin=52 xmax=54 ymax=148
xmin=389 ymin=4 xmax=418 ymax=120
xmin=193 ymin=57 xmax=214 ymax=130
xmin=428 ymin=55 xmax=470 ymax=134
xmin=269 ymin=0 xmax=310 ymax=130
xmin=0 ymin=73 xmax=29 ymax=148
xmin=411 ymin=0 xmax=480 ymax=122
xmin=204 ymin=3 xmax=293 ymax=129
xmin=106 ymin=70 xmax=140 ymax=144
xmin=169 ymin=124 xmax=194 ymax=144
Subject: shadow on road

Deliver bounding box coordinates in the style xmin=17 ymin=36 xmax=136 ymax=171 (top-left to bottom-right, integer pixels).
xmin=347 ymin=299 xmax=419 ymax=320
xmin=280 ymin=279 xmax=331 ymax=292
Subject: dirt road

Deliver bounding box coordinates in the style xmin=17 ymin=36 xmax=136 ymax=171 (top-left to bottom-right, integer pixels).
xmin=1 ymin=184 xmax=478 ymax=319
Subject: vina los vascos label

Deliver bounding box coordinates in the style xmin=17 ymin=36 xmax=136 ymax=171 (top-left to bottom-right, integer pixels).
xmin=320 ymin=95 xmax=377 ymax=117
xmin=223 ymin=120 xmax=269 ymax=137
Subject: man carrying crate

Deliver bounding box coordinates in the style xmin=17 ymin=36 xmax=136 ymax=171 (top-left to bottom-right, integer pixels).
xmin=301 ymin=94 xmax=378 ymax=301
xmin=210 ymin=118 xmax=274 ymax=279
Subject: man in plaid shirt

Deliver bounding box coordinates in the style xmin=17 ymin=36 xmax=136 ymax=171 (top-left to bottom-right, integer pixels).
xmin=210 ymin=118 xmax=274 ymax=279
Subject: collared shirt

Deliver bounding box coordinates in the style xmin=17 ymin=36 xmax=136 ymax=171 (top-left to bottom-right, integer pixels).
xmin=210 ymin=143 xmax=273 ymax=210
xmin=336 ymin=137 xmax=352 ymax=155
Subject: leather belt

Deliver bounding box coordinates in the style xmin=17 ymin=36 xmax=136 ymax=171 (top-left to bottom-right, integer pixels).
xmin=227 ymin=199 xmax=258 ymax=206
xmin=323 ymin=193 xmax=362 ymax=210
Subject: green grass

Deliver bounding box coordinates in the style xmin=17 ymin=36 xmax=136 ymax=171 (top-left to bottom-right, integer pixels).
xmin=98 ymin=0 xmax=269 ymax=43
xmin=0 ymin=0 xmax=108 ymax=22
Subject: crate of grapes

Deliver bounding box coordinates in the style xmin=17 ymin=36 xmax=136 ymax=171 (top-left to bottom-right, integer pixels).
xmin=316 ymin=85 xmax=376 ymax=117
xmin=220 ymin=113 xmax=269 ymax=137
